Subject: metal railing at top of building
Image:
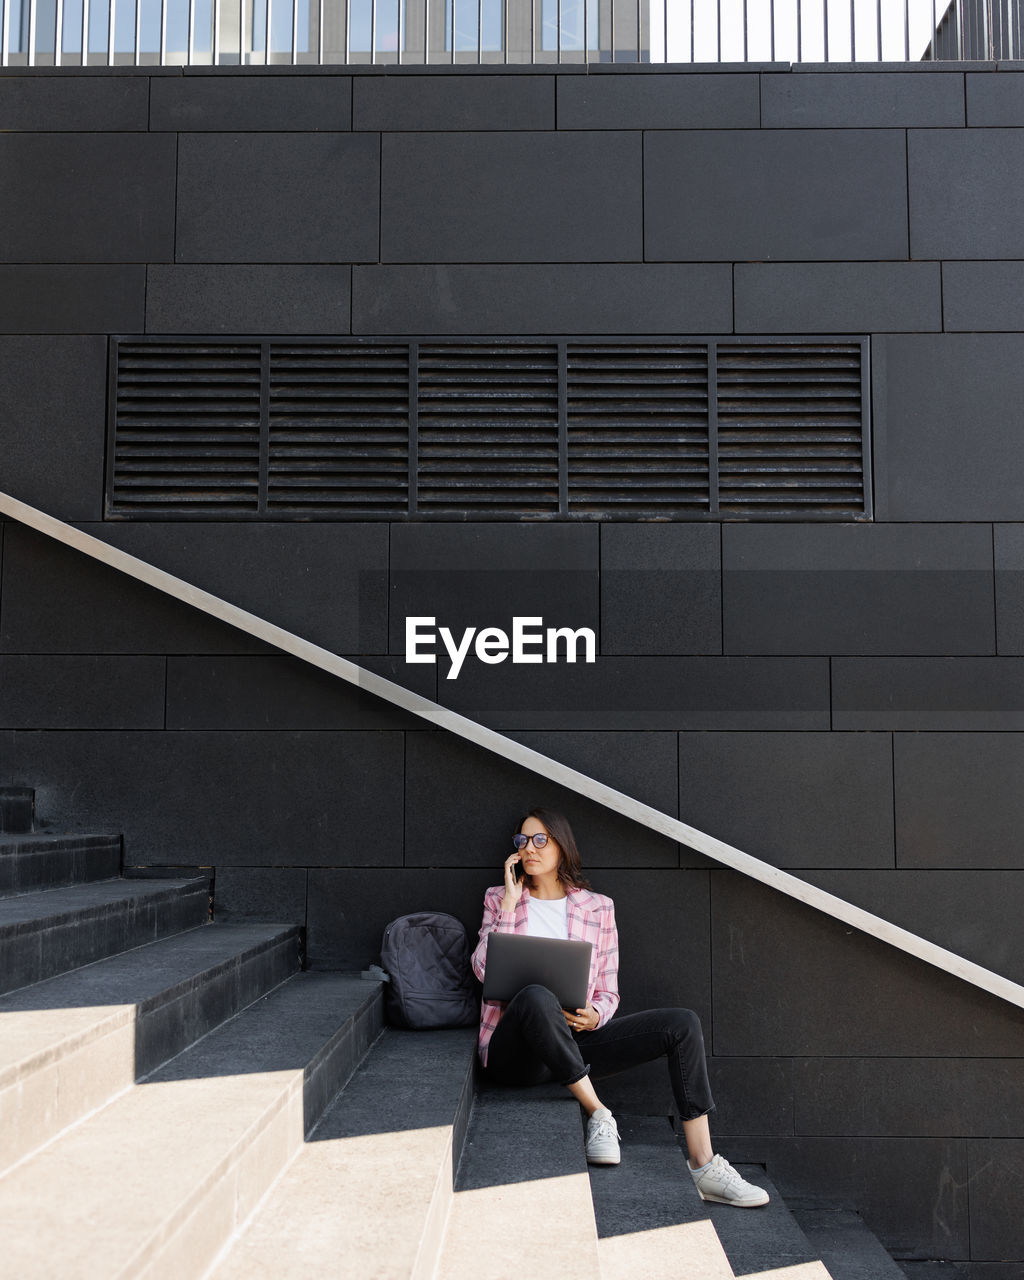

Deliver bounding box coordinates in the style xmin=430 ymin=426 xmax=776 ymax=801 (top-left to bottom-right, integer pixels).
xmin=0 ymin=0 xmax=1019 ymax=69
xmin=2 ymin=486 xmax=1024 ymax=1017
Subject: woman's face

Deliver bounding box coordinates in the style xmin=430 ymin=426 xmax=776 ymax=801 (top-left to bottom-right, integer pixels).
xmin=518 ymin=815 xmax=562 ymax=883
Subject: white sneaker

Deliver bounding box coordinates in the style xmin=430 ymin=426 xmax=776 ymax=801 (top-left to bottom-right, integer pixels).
xmin=690 ymin=1154 xmax=769 ymax=1207
xmin=585 ymin=1108 xmax=620 ymax=1166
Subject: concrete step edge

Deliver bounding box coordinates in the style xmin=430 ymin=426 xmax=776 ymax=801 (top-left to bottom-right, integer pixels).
xmin=205 ymin=1025 xmax=478 ymax=1280
xmin=437 ymin=1081 xmax=602 ymax=1280
xmin=0 ymin=832 xmax=122 ymax=855
xmin=0 ymin=838 xmax=123 ymax=898
xmin=0 ymin=973 xmax=385 ymax=1280
xmin=0 ymin=923 xmax=303 ymax=1175
xmin=0 ymin=877 xmax=211 ymax=996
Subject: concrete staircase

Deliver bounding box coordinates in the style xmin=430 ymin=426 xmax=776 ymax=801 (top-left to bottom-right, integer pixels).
xmin=0 ymin=784 xmax=905 ymax=1280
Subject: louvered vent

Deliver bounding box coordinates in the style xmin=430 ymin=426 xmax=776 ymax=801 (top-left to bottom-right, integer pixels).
xmin=110 ymin=342 xmax=262 ymax=514
xmin=268 ymin=344 xmax=409 ymax=515
xmin=107 ymin=337 xmax=870 ymax=521
xmin=567 ymin=344 xmax=710 ymax=515
xmin=716 ymin=343 xmax=866 ymax=517
xmin=417 ymin=344 xmax=560 ymax=515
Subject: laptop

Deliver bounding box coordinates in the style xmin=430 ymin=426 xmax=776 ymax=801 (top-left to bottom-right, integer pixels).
xmin=481 ymin=932 xmax=593 ymax=1011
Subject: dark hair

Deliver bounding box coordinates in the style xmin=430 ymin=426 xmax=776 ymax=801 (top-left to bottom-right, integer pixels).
xmin=517 ymin=807 xmax=590 ymax=891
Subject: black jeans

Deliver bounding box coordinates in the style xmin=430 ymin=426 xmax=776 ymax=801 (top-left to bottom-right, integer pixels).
xmin=484 ymin=983 xmax=716 ymax=1122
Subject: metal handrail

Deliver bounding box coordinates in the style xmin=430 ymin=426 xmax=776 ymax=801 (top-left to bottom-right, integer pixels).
xmin=2 ymin=488 xmax=1023 ymax=1014
xmin=0 ymin=0 xmax=1012 ymax=70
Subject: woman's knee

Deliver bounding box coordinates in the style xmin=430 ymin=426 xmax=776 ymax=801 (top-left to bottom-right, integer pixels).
xmin=666 ymin=1007 xmax=705 ymax=1045
xmin=511 ymin=983 xmax=563 ymax=1017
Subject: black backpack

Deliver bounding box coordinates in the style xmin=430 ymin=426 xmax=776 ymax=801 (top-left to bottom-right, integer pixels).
xmin=378 ymin=912 xmax=479 ymax=1030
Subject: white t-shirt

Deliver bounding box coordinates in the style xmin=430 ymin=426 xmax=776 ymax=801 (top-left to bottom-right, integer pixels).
xmin=525 ymin=894 xmax=569 ymax=940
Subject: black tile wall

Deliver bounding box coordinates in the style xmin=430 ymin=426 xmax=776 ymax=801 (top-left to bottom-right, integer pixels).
xmin=166 ymin=654 xmax=435 ymax=730
xmin=175 ymin=132 xmax=380 ymax=262
xmin=995 ymin=526 xmax=1024 ymax=655
xmin=150 ymin=75 xmax=352 ymax=131
xmin=600 ymin=525 xmax=721 ymax=656
xmin=0 ymin=134 xmax=176 ymax=262
xmin=909 ymin=129 xmax=1024 ymax=259
xmin=352 ymin=263 xmax=732 ymax=334
xmin=0 ymin=728 xmax=404 ymax=867
xmin=145 ymin=265 xmax=352 ymax=333
xmin=0 ymin=655 xmax=165 ymax=729
xmin=214 ymin=866 xmax=309 ymax=923
xmin=710 ymin=872 xmax=1024 ymax=1058
xmin=967 ymin=70 xmax=1024 ymax=124
xmin=380 ymin=131 xmax=643 ymax=262
xmin=942 ymin=261 xmax=1024 ymax=331
xmin=644 ymin=130 xmax=908 ymax=261
xmin=0 ymin=266 xmax=145 ymax=334
xmin=794 ymin=1057 xmax=1024 ymax=1138
xmin=676 ymin=732 xmax=894 ymax=870
xmin=762 ymin=71 xmax=965 ymax=127
xmin=556 ymin=73 xmax=759 ymax=129
xmin=722 ymin=524 xmax=995 ymax=656
xmin=354 ymin=74 xmax=553 ymax=131
xmin=967 ymin=1141 xmax=1024 ymax=1260
xmin=833 ymin=657 xmax=1024 ymax=730
xmin=0 ymin=337 xmax=108 ymax=520
xmin=878 ymin=335 xmax=1024 ymax=521
xmin=440 ymin=657 xmax=831 ymax=731
xmin=894 ymin=733 xmax=1024 ymax=870
xmin=402 ymin=730 xmax=683 ymax=870
xmin=0 ymin=75 xmax=149 ymax=130
xmin=734 ymin=262 xmax=942 ymax=333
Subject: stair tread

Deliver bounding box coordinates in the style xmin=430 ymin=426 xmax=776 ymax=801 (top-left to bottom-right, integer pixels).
xmin=589 ymin=1114 xmax=737 ymax=1280
xmin=0 ymin=876 xmax=207 ymax=929
xmin=0 ymin=922 xmax=299 ymax=1087
xmin=0 ymin=973 xmax=379 ymax=1279
xmin=437 ymin=1083 xmax=601 ymax=1280
xmin=792 ymin=1209 xmax=907 ymax=1280
xmin=209 ymin=1025 xmax=477 ymax=1279
xmin=698 ymin=1166 xmax=832 ymax=1280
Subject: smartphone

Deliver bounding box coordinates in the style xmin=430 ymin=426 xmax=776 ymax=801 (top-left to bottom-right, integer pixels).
xmin=512 ymin=857 xmax=525 ymax=884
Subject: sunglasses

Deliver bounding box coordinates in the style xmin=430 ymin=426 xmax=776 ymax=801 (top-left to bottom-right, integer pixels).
xmin=513 ymin=832 xmax=550 ymax=850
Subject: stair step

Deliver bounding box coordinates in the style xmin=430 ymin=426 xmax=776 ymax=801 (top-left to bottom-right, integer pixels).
xmin=0 ymin=921 xmax=301 ymax=1174
xmin=0 ymin=832 xmax=122 ymax=897
xmin=436 ymin=1083 xmax=602 ymax=1280
xmin=588 ymin=1114 xmax=737 ymax=1279
xmin=0 ymin=877 xmax=209 ymax=996
xmin=0 ymin=972 xmax=384 ymax=1280
xmin=0 ymin=787 xmax=34 ymax=834
xmin=699 ymin=1165 xmax=832 ymax=1280
xmin=208 ymin=1025 xmax=477 ymax=1280
xmin=792 ymin=1210 xmax=907 ymax=1280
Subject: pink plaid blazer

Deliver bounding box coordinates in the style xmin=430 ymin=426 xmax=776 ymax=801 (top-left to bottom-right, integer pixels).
xmin=470 ymin=884 xmax=620 ymax=1066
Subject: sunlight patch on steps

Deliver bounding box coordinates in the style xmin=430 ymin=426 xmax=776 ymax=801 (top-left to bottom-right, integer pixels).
xmin=597 ymin=1217 xmax=736 ymax=1280
xmin=738 ymin=1262 xmax=833 ymax=1280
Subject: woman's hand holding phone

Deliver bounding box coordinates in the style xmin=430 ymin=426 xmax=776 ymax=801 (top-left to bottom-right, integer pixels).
xmin=500 ymin=851 xmax=524 ymax=913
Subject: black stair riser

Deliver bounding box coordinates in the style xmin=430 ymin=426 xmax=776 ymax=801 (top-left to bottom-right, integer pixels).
xmin=0 ymin=885 xmax=209 ymax=997
xmin=0 ymin=840 xmax=122 ymax=898
xmin=134 ymin=931 xmax=303 ymax=1078
xmin=0 ymin=789 xmax=34 ymax=835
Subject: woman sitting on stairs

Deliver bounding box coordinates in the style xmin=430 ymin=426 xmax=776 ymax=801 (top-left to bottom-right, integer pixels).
xmin=471 ymin=805 xmax=769 ymax=1209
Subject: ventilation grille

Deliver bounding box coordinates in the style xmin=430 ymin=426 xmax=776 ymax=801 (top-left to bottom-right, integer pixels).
xmin=716 ymin=343 xmax=866 ymax=515
xmin=418 ymin=344 xmax=560 ymax=514
xmin=110 ymin=342 xmax=262 ymax=514
xmin=268 ymin=344 xmax=409 ymax=515
xmin=567 ymin=344 xmax=709 ymax=515
xmin=108 ymin=337 xmax=870 ymax=521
